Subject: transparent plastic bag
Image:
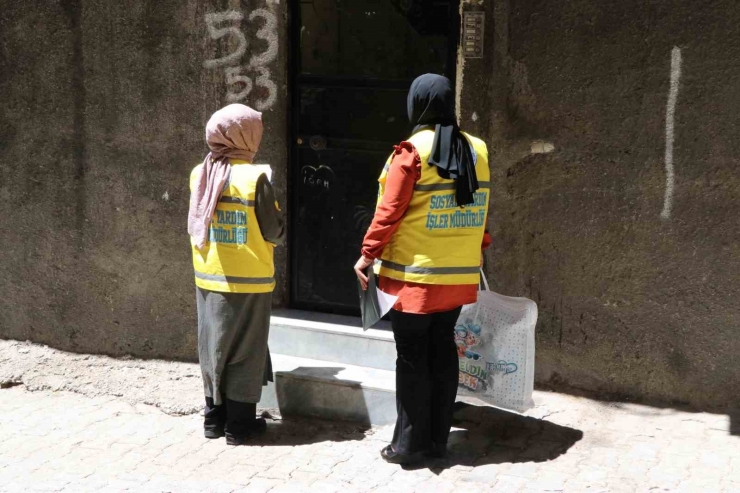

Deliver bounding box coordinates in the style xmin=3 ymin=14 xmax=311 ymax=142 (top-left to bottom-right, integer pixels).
xmin=455 ymin=272 xmax=537 ymax=412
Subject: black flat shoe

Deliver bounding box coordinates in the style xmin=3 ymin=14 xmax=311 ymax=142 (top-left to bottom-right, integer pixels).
xmin=425 ymin=442 xmax=447 ymax=458
xmin=380 ymin=445 xmax=424 ymax=465
xmin=225 ymin=418 xmax=267 ymax=445
xmin=204 ymin=427 xmax=225 ymax=439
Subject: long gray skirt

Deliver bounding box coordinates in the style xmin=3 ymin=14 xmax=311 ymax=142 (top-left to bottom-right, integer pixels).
xmin=196 ymin=287 xmax=273 ymax=405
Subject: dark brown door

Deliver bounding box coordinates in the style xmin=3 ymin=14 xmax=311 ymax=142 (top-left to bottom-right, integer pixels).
xmin=290 ymin=0 xmax=460 ymax=313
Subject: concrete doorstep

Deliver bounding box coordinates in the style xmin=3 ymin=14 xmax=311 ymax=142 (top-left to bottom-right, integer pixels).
xmin=263 ymin=310 xmax=397 ymax=425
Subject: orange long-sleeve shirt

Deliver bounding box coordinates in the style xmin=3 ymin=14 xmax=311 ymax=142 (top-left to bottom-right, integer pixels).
xmin=361 ymin=142 xmax=491 ymax=314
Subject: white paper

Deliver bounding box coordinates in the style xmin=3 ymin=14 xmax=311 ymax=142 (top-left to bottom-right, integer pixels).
xmin=376 ymin=288 xmax=399 ymax=317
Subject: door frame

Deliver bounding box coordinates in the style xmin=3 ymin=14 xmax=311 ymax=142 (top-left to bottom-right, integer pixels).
xmin=287 ymin=0 xmax=461 ymax=314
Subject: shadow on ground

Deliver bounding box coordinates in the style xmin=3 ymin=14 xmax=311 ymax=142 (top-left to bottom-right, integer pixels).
xmin=246 ymin=414 xmax=372 ymax=447
xmin=405 ymin=401 xmax=583 ymax=472
xmin=537 ymin=380 xmax=738 ymax=439
xmin=730 ymin=408 xmax=739 ymax=437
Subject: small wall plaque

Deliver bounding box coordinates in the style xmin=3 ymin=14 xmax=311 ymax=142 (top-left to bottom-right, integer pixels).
xmin=462 ymin=12 xmax=485 ymax=58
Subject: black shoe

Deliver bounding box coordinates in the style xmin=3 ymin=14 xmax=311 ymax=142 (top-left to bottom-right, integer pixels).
xmin=204 ymin=397 xmax=225 ymax=439
xmin=426 ymin=442 xmax=447 ymax=458
xmin=204 ymin=426 xmax=225 ymax=439
xmin=380 ymin=445 xmax=424 ymax=465
xmin=225 ymin=418 xmax=267 ymax=445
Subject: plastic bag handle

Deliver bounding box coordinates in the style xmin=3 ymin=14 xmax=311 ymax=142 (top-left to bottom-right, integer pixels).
xmin=479 ymin=268 xmax=490 ymax=292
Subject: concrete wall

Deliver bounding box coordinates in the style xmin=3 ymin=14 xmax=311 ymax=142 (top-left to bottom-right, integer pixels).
xmin=462 ymin=0 xmax=739 ymax=409
xmin=0 ymin=0 xmax=289 ymax=360
xmin=2 ymin=0 xmax=737 ymax=410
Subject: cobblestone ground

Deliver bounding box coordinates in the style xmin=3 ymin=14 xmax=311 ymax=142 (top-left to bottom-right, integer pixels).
xmin=1 ymin=342 xmax=738 ymax=492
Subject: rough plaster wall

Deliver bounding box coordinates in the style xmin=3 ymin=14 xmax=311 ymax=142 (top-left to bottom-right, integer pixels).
xmin=0 ymin=0 xmax=289 ymax=360
xmin=462 ymin=0 xmax=739 ymax=408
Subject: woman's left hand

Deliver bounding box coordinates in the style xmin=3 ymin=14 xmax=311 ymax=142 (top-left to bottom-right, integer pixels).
xmin=354 ymin=256 xmax=374 ymax=291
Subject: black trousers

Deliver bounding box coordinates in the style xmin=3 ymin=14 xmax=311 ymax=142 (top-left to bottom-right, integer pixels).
xmin=390 ymin=306 xmax=462 ymax=455
xmin=204 ymin=396 xmax=258 ymax=438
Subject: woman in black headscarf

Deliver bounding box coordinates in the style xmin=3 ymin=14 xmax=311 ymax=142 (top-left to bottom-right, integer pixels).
xmin=354 ymin=74 xmax=491 ymax=464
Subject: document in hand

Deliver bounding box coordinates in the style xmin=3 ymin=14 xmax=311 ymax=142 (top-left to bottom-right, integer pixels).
xmin=357 ymin=268 xmax=398 ymax=331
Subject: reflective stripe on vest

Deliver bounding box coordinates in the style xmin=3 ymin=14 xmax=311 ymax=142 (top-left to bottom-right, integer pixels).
xmin=379 ymin=260 xmax=480 ymax=276
xmin=219 ymin=196 xmax=255 ymax=207
xmin=193 ymin=271 xmax=274 ymax=285
xmin=414 ymin=181 xmax=492 ymax=192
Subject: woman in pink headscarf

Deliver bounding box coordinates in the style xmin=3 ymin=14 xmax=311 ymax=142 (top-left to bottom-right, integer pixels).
xmin=188 ymin=104 xmax=285 ymax=446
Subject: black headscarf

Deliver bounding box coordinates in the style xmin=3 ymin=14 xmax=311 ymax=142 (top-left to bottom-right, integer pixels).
xmin=407 ymin=74 xmax=478 ymax=206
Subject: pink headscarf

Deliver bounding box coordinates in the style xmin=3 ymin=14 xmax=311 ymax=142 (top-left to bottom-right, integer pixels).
xmin=188 ymin=104 xmax=264 ymax=249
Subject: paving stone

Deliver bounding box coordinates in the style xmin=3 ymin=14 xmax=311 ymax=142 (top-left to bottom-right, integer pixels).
xmin=699 ymin=450 xmax=732 ymax=469
xmin=296 ymin=455 xmax=342 ymax=474
xmin=723 ymin=481 xmax=740 ymax=493
xmin=429 ymin=467 xmax=462 ymax=482
xmin=615 ymin=458 xmax=658 ymax=478
xmin=368 ymin=482 xmax=417 ymax=493
xmin=269 ymin=485 xmax=313 ymax=493
xmin=287 ymin=469 xmax=326 ymax=485
xmin=255 ymin=463 xmax=298 ymax=480
xmin=506 ymin=462 xmax=540 ymax=479
xmin=659 ymin=452 xmax=698 ymax=469
xmin=460 ymin=463 xmax=500 ymax=482
xmin=116 ymin=471 xmax=154 ymax=483
xmin=412 ymin=478 xmax=456 ymax=493
xmin=676 ymin=478 xmax=723 ymax=493
xmin=28 ymin=480 xmax=71 ymax=492
xmin=236 ymin=478 xmax=282 ymax=493
xmin=0 ymin=465 xmax=25 ymax=484
xmin=575 ymin=463 xmax=614 ymax=482
xmin=304 ymin=479 xmax=350 ymax=493
xmin=649 ymin=463 xmax=690 ymax=480
xmin=82 ymin=475 xmax=145 ymax=490
xmin=523 ymin=471 xmax=571 ymax=491
xmin=55 ymin=478 xmax=109 ymax=492
xmin=725 ymin=466 xmax=740 ymax=483
xmin=1 ymin=348 xmax=738 ymax=493
xmin=325 ymin=465 xmax=367 ymax=483
xmin=348 ymin=471 xmax=387 ymax=489
xmin=487 ymin=474 xmax=526 ymax=493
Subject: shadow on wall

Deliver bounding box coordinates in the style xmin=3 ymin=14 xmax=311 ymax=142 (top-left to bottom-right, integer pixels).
xmin=405 ymin=401 xmax=583 ymax=472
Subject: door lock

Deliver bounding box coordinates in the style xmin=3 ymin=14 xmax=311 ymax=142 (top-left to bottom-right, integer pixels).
xmin=309 ymin=135 xmax=327 ymax=151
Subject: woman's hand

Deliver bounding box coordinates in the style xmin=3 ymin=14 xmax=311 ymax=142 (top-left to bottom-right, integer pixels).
xmin=354 ymin=256 xmax=374 ymax=291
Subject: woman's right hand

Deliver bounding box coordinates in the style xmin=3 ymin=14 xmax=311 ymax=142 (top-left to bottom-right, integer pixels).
xmin=354 ymin=256 xmax=374 ymax=291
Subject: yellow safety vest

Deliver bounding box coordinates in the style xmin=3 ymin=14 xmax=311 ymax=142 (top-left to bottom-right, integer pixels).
xmin=374 ymin=130 xmax=490 ymax=285
xmin=190 ymin=161 xmax=275 ymax=293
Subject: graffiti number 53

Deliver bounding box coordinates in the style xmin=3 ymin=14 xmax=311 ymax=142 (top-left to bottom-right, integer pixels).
xmin=203 ymin=11 xmax=247 ymax=69
xmin=203 ymin=9 xmax=278 ymax=111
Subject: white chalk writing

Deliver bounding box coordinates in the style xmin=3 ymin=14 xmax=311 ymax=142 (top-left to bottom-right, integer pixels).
xmin=253 ymin=66 xmax=277 ymax=111
xmin=225 ymin=66 xmax=253 ymax=103
xmin=203 ymin=8 xmax=279 ymax=110
xmin=661 ymin=47 xmax=681 ymax=220
xmin=203 ymin=11 xmax=247 ymax=69
xmin=248 ymin=9 xmax=278 ymax=67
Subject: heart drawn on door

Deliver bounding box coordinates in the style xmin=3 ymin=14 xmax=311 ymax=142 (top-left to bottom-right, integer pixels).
xmin=301 ymin=165 xmax=334 ymax=192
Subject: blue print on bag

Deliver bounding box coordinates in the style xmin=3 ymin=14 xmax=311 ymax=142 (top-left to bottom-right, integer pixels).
xmin=454 ymin=322 xmax=481 ymax=360
xmin=486 ymin=360 xmax=518 ymax=375
xmin=456 ymin=322 xmax=489 ymax=391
